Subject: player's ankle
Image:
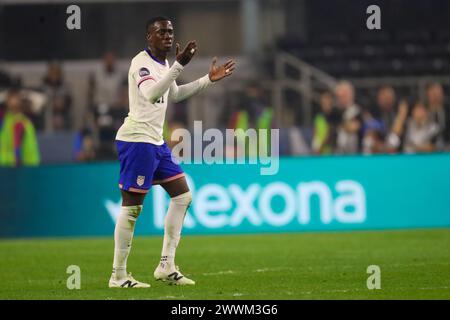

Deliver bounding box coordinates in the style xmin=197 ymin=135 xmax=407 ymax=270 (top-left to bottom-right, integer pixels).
xmin=112 ymin=267 xmax=127 ymax=279
xmin=160 ymin=255 xmax=175 ymax=268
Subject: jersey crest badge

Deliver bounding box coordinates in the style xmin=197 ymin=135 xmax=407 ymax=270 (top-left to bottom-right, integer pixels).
xmin=136 ymin=175 xmax=145 ymax=186
xmin=139 ymin=67 xmax=150 ymax=77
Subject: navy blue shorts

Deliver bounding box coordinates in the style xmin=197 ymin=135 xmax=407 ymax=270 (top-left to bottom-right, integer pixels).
xmin=116 ymin=140 xmax=184 ymax=194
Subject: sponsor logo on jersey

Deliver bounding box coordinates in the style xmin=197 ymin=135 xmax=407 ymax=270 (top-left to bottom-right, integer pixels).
xmin=139 ymin=67 xmax=150 ymax=77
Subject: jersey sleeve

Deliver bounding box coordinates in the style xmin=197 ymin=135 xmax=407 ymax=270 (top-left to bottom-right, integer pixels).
xmin=169 ymin=74 xmax=213 ymax=103
xmin=133 ymin=65 xmax=157 ymax=89
xmin=131 ymin=57 xmax=184 ymax=103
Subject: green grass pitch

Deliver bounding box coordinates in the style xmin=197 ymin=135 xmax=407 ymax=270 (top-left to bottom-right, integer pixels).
xmin=1 ymin=229 xmax=449 ymax=299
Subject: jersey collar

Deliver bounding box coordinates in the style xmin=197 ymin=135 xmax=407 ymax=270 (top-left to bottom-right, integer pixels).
xmin=144 ymin=48 xmax=166 ymax=66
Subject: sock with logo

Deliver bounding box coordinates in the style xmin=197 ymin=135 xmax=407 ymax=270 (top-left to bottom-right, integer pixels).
xmin=112 ymin=205 xmax=142 ymax=279
xmin=160 ymin=191 xmax=192 ymax=268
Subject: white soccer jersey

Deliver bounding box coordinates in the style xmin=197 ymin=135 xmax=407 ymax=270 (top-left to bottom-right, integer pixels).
xmin=116 ymin=49 xmax=212 ymax=145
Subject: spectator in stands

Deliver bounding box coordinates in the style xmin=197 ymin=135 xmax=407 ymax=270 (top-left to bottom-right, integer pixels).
xmin=403 ymin=101 xmax=439 ymax=153
xmin=242 ymin=83 xmax=268 ymax=128
xmin=362 ymin=118 xmax=386 ymax=154
xmin=361 ymin=86 xmax=398 ymax=154
xmin=90 ymin=51 xmax=124 ymax=109
xmin=229 ymin=83 xmax=274 ymax=157
xmin=229 ymin=83 xmax=272 ymax=126
xmin=374 ymin=85 xmax=397 ymax=133
xmin=385 ymin=99 xmax=409 ymax=153
xmin=426 ymin=82 xmax=450 ymax=149
xmin=334 ymin=81 xmax=363 ymax=154
xmin=94 ymin=82 xmax=129 ymax=159
xmin=73 ymin=127 xmax=96 ymax=162
xmin=312 ymin=91 xmax=339 ymax=154
xmin=19 ymin=90 xmax=47 ymax=129
xmin=41 ymin=62 xmax=72 ymax=132
xmin=0 ymin=89 xmax=40 ymax=166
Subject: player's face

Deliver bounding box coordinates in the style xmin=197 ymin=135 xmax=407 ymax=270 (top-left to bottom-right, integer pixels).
xmin=147 ymin=21 xmax=174 ymax=52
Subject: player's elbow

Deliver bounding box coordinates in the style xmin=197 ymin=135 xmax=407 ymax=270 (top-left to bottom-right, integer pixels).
xmin=171 ymin=95 xmax=182 ymax=104
xmin=169 ymin=89 xmax=182 ymax=103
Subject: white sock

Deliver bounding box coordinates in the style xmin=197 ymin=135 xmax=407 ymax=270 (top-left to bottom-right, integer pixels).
xmin=160 ymin=191 xmax=192 ymax=268
xmin=112 ymin=205 xmax=142 ymax=279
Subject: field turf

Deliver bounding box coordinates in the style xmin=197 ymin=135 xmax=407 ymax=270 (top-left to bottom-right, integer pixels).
xmin=0 ymin=229 xmax=449 ymax=300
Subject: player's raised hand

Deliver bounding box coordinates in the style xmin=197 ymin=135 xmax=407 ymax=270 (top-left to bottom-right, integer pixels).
xmin=176 ymin=41 xmax=197 ymax=66
xmin=208 ymin=57 xmax=236 ymax=82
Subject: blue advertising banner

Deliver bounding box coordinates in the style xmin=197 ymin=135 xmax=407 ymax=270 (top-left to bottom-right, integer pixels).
xmin=1 ymin=153 xmax=450 ymax=238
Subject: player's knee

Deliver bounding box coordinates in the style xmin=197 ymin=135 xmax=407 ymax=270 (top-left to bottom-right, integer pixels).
xmin=172 ymin=191 xmax=192 ymax=207
xmin=124 ymin=205 xmax=143 ymax=220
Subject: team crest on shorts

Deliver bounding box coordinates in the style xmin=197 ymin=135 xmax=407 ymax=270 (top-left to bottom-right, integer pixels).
xmin=136 ymin=175 xmax=145 ymax=186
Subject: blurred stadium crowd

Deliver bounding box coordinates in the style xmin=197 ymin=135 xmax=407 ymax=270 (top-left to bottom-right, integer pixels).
xmin=1 ymin=0 xmax=449 ymax=166
xmin=0 ymin=53 xmax=128 ymax=165
xmin=311 ymin=81 xmax=449 ymax=155
xmin=1 ymin=58 xmax=448 ymax=166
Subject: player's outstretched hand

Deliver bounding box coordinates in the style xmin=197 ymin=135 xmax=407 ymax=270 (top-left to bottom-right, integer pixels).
xmin=176 ymin=41 xmax=197 ymax=66
xmin=208 ymin=57 xmax=236 ymax=82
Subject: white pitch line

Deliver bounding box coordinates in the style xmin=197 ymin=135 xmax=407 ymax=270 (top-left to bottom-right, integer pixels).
xmin=202 ymin=263 xmax=450 ymax=276
xmin=151 ymin=286 xmax=450 ymax=300
xmin=201 ymin=270 xmax=236 ymax=276
xmin=223 ymin=286 xmax=450 ymax=298
xmin=255 ymin=267 xmax=293 ymax=273
xmin=202 ymin=267 xmax=294 ymax=276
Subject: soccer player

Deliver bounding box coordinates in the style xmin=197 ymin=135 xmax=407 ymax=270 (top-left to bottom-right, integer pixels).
xmin=109 ymin=16 xmax=235 ymax=288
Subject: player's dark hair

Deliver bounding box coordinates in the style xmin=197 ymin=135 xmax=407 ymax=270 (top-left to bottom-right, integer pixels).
xmin=146 ymin=16 xmax=170 ymax=33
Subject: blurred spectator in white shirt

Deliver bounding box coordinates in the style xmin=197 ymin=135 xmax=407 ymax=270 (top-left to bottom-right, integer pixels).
xmin=403 ymin=101 xmax=439 ymax=153
xmin=91 ymin=52 xmax=124 ymax=108
xmin=334 ymin=81 xmax=363 ymax=154
xmin=385 ymin=99 xmax=409 ymax=153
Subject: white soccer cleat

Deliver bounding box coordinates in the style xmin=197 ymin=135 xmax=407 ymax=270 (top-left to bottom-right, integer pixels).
xmin=109 ymin=272 xmax=151 ymax=288
xmin=154 ymin=264 xmax=195 ymax=285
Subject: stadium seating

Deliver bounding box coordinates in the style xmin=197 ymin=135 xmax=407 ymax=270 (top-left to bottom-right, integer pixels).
xmin=277 ymin=30 xmax=450 ymax=77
